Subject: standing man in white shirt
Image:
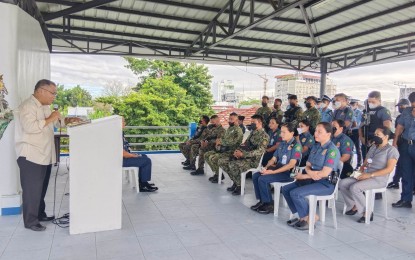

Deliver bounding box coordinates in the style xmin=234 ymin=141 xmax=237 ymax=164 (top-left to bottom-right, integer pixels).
xmin=15 ymin=79 xmax=79 ymax=231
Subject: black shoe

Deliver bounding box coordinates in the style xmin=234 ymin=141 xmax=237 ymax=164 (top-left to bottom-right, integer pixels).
xmin=139 ymin=185 xmax=158 ymax=192
xmin=28 ymin=224 xmax=46 ymax=231
xmin=250 ymin=202 xmax=263 ymax=211
xmin=210 ymin=175 xmax=224 ymax=183
xmin=257 ymin=203 xmax=274 ymax=214
xmin=345 ymin=209 xmax=358 ymax=215
xmin=227 ymin=183 xmax=237 ymax=192
xmin=357 ymin=213 xmax=373 ymax=223
xmin=375 ymin=193 xmax=382 ymax=200
xmin=208 ymin=176 xmax=215 ymax=181
xmin=181 ymin=160 xmax=190 ymax=166
xmin=392 ymin=200 xmax=412 ymax=208
xmin=190 ymin=168 xmax=204 ymax=176
xmin=387 ymin=182 xmax=399 ymax=189
xmin=294 ymin=220 xmax=309 ymax=230
xmin=231 ymin=186 xmax=241 ymax=195
xmin=39 ymin=215 xmax=55 ymax=221
xmin=183 ymin=164 xmax=196 ymax=170
xmin=286 ymin=218 xmax=299 ymax=226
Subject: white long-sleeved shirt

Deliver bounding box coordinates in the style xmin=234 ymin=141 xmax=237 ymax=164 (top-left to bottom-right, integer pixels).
xmin=15 ymin=95 xmax=63 ymax=165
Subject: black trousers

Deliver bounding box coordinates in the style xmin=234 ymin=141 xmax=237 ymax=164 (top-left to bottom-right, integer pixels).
xmin=350 ymin=129 xmax=362 ymax=167
xmin=17 ymin=157 xmax=51 ymax=228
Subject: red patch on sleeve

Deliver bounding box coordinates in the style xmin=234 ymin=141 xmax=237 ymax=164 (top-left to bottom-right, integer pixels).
xmin=346 ymin=147 xmax=351 ymax=152
xmin=327 ymin=159 xmax=334 ymax=165
xmin=294 ymin=152 xmax=301 ymax=159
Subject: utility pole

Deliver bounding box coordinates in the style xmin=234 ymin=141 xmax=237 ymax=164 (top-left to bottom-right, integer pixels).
xmin=258 ymin=74 xmax=269 ymax=96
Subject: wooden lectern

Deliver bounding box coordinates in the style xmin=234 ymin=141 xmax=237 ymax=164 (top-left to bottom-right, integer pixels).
xmin=67 ymin=116 xmax=122 ymax=235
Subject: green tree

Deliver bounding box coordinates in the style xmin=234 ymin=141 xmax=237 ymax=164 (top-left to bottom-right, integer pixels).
xmin=124 ymin=57 xmax=213 ymax=114
xmin=55 ymin=85 xmax=93 ymax=109
xmin=239 ymin=99 xmax=261 ymax=107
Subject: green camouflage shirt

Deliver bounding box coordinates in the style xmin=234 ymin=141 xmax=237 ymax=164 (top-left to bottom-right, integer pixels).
xmin=221 ymin=125 xmax=243 ymax=151
xmin=256 ymin=106 xmax=272 ymax=121
xmin=205 ymin=125 xmax=225 ymax=146
xmin=190 ymin=126 xmax=209 ymax=144
xmin=241 ymin=128 xmax=269 ymax=161
xmin=301 ymin=107 xmax=321 ymax=130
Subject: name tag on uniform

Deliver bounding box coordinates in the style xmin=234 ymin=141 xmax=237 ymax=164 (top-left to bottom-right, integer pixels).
xmin=322 ymin=149 xmax=327 ymax=155
xmin=282 ymin=155 xmax=287 ymax=164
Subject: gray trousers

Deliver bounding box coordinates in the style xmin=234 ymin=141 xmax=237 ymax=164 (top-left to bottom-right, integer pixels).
xmin=339 ymin=177 xmax=385 ymax=214
xmin=17 ymin=157 xmax=48 ymax=228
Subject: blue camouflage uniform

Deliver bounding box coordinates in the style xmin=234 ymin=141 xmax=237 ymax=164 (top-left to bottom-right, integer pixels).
xmin=282 ymin=141 xmax=340 ymax=218
xmin=262 ymin=129 xmax=283 ymax=166
xmin=122 ymin=133 xmax=152 ymax=183
xmin=253 ymin=138 xmax=302 ymax=203
xmin=319 ymin=107 xmax=333 ymax=123
xmin=332 ymin=133 xmax=354 ymax=178
xmin=333 ymin=106 xmax=354 ymax=133
xmin=299 ymin=131 xmax=315 ymax=166
xmin=397 ymin=107 xmax=415 ymax=202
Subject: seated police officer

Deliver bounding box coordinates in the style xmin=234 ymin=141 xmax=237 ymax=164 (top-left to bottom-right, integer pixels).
xmin=251 ymin=123 xmax=302 ymax=214
xmin=332 ymin=120 xmax=354 ymax=178
xmin=122 ymin=118 xmax=158 ymax=192
xmin=296 ymin=119 xmax=315 ymax=167
xmin=282 ymin=122 xmax=340 ymax=230
xmin=340 ymin=127 xmax=399 ymax=222
xmin=262 ymin=117 xmax=282 ymax=166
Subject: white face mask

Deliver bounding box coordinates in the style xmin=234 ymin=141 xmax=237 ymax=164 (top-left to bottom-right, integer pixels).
xmin=334 ymin=101 xmax=342 ymax=109
xmin=297 ymin=128 xmax=304 ymax=135
xmin=368 ymin=103 xmax=378 ymax=109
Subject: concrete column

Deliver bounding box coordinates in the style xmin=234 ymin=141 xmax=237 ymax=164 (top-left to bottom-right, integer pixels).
xmin=320 ymin=58 xmax=327 ymax=98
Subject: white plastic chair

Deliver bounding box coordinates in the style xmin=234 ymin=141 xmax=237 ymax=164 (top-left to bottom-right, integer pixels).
xmin=122 ymin=167 xmax=139 ymax=194
xmin=307 ymin=178 xmax=339 ymax=235
xmin=342 ymin=186 xmax=388 ymax=224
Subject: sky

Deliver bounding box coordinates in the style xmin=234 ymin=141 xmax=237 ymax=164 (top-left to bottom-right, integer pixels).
xmin=50 ymin=54 xmax=415 ymax=102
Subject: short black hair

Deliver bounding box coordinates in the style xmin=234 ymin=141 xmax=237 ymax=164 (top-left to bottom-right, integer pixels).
xmin=377 ymin=126 xmax=394 ymax=140
xmin=299 ymin=119 xmax=311 ymax=127
xmin=251 ymin=114 xmax=264 ymax=125
xmin=317 ymin=122 xmax=333 ymax=134
xmin=230 ymin=112 xmax=238 ymax=117
xmin=238 ymin=115 xmax=245 ymax=121
xmin=201 ymin=115 xmax=210 ymax=124
xmin=333 ymin=119 xmax=345 ymax=129
xmin=210 ymin=115 xmax=218 ymax=119
xmin=408 ymin=92 xmax=415 ymax=103
xmin=262 ymin=96 xmax=269 ymax=100
xmin=268 ymin=117 xmax=281 ymax=125
xmin=334 ymin=93 xmax=347 ymax=100
xmin=34 ymin=79 xmax=56 ymax=91
xmin=368 ymin=91 xmax=381 ymax=100
xmin=274 ymin=98 xmax=282 ymax=103
xmin=281 ymin=122 xmax=296 ymax=134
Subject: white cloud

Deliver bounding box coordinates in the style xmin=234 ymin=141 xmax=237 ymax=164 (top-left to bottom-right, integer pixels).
xmin=51 ymin=54 xmax=415 ymax=101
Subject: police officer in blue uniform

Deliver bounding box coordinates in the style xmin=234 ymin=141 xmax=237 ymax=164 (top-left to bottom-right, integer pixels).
xmin=332 ymin=119 xmax=354 ymax=178
xmin=392 ymin=92 xmax=415 ymax=208
xmin=282 ymin=122 xmax=340 ymax=230
xmin=319 ymin=95 xmax=333 ymax=123
xmin=262 ymin=117 xmax=283 ymax=166
xmin=251 ymin=123 xmax=302 ymax=214
xmin=296 ymin=119 xmax=315 ymax=166
xmin=332 ymin=93 xmax=354 ymax=133
xmin=350 ymin=99 xmax=363 ymax=169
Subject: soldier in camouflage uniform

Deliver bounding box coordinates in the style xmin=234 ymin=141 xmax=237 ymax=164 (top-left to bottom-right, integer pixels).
xmin=269 ymin=98 xmax=284 ymax=122
xmin=180 ymin=115 xmax=210 ymax=168
xmin=255 ymin=96 xmax=272 ymax=131
xmin=190 ymin=115 xmax=225 ymax=175
xmin=205 ymin=113 xmax=243 ymax=183
xmin=301 ymin=96 xmax=321 ymax=134
xmin=283 ymin=94 xmax=303 ymax=127
xmin=218 ymin=114 xmax=269 ymax=195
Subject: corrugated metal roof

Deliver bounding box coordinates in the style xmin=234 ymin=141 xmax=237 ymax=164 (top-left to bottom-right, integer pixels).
xmin=34 ymin=0 xmax=415 ymax=72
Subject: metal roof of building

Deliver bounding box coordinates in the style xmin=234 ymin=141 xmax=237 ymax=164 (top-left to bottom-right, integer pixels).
xmin=28 ymin=0 xmax=415 ymax=72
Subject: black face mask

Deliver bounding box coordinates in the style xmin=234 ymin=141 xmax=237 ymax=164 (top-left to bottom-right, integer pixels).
xmin=208 ymin=124 xmax=214 ymax=129
xmin=250 ymin=123 xmax=257 ymax=131
xmin=371 ymin=136 xmax=383 ymax=145
xmin=398 ymin=107 xmax=404 ymax=113
xmin=229 ymin=122 xmax=235 ymax=127
xmin=289 ymin=103 xmax=295 ymax=108
xmin=305 ymin=102 xmax=312 ymax=109
xmin=262 ymin=102 xmax=267 ymax=107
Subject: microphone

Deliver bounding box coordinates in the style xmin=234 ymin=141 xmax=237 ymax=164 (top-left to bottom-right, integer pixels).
xmin=53 ymin=104 xmax=62 ymax=127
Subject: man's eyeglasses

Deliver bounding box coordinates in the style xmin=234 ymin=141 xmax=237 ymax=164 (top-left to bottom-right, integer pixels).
xmin=40 ymin=87 xmax=57 ymax=96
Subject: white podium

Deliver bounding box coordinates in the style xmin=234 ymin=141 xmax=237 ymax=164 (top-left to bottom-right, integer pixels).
xmin=67 ymin=116 xmax=122 ymax=235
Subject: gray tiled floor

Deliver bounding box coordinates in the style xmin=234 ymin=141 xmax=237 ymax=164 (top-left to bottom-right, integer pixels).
xmin=1 ymin=154 xmax=415 ymax=260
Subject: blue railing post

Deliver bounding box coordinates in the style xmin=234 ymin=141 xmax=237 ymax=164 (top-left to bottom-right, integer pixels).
xmin=189 ymin=122 xmax=197 ymax=138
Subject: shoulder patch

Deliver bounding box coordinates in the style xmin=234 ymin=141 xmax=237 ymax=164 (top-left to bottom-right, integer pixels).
xmin=328 ymin=149 xmax=337 ymax=158
xmin=294 ymin=144 xmax=301 ymax=152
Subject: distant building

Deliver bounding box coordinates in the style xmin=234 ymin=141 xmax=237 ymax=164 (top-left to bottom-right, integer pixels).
xmin=274 ymin=73 xmax=337 ymax=106
xmin=399 ymin=87 xmax=415 ymax=100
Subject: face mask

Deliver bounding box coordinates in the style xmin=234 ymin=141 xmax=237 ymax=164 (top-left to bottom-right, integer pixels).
xmin=297 ymin=128 xmax=304 ymax=135
xmin=371 ymin=136 xmax=383 ymax=145
xmin=262 ymin=102 xmax=267 ymax=107
xmin=368 ymin=103 xmax=378 ymax=109
xmin=334 ymin=101 xmax=342 ymax=109
xmin=305 ymin=102 xmax=311 ymax=109
xmin=289 ymin=103 xmax=295 ymax=108
xmin=229 ymin=122 xmax=235 ymax=127
xmin=274 ymin=104 xmax=280 ymax=110
xmin=398 ymin=107 xmax=404 ymax=113
xmin=250 ymin=123 xmax=257 ymax=131
xmin=199 ymin=120 xmax=203 ymax=125
xmin=208 ymin=124 xmax=214 ymax=129
xmin=321 ymin=102 xmax=328 ymax=108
